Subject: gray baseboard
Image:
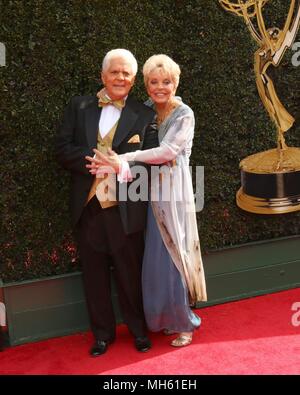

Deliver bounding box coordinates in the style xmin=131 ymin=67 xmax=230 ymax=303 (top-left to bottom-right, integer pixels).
xmin=198 ymin=235 xmax=300 ymax=307
xmin=2 ymin=236 xmax=300 ymax=346
xmin=2 ymin=273 xmax=90 ymax=346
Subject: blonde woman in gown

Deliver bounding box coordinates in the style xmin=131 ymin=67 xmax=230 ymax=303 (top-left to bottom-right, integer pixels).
xmin=87 ymin=55 xmax=207 ymax=347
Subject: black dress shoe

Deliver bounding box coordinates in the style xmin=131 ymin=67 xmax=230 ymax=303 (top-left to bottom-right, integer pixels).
xmin=134 ymin=336 xmax=152 ymax=352
xmin=89 ymin=339 xmax=112 ymax=357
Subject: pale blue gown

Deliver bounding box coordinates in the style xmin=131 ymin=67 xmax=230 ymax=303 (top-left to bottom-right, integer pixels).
xmin=121 ymin=99 xmax=207 ymax=333
xmin=142 ymin=203 xmax=201 ymax=332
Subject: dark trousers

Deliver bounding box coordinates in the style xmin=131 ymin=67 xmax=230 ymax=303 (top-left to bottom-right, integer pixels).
xmin=0 ymin=327 xmax=4 ymax=351
xmin=76 ymin=196 xmax=147 ymax=341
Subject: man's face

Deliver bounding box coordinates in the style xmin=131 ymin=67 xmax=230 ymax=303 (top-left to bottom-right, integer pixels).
xmin=101 ymin=57 xmax=135 ymax=100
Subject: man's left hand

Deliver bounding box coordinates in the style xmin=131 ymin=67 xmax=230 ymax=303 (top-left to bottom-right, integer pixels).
xmin=86 ymin=148 xmax=121 ymax=174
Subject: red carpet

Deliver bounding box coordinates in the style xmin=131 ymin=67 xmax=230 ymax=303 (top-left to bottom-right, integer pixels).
xmin=0 ymin=288 xmax=299 ymax=375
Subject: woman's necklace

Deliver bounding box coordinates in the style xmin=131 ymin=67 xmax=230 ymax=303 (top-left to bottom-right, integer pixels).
xmin=156 ymin=99 xmax=180 ymax=126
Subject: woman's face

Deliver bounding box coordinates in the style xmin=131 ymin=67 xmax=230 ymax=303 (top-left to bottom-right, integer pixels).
xmin=146 ymin=70 xmax=176 ymax=105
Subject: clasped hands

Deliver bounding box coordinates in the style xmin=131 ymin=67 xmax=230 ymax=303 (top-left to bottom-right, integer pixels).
xmin=86 ymin=148 xmax=121 ymax=176
xmin=86 ymin=148 xmax=177 ymax=176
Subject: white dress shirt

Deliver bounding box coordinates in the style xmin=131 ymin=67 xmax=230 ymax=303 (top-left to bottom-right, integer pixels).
xmin=99 ymin=104 xmax=121 ymax=138
xmin=97 ymin=96 xmax=131 ymax=182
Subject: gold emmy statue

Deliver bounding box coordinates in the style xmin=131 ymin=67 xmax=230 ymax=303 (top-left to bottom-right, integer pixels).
xmin=219 ymin=0 xmax=300 ymax=214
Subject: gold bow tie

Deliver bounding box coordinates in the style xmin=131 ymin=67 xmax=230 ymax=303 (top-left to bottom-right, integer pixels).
xmin=97 ymin=88 xmax=125 ymax=110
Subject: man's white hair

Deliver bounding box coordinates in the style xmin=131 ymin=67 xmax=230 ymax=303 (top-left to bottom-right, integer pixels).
xmin=102 ymin=49 xmax=138 ymax=75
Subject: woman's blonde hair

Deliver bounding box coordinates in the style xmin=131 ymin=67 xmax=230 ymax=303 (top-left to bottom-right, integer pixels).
xmin=143 ymin=54 xmax=181 ymax=89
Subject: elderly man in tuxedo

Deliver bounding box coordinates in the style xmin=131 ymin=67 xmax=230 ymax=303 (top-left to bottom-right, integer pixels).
xmin=56 ymin=49 xmax=158 ymax=356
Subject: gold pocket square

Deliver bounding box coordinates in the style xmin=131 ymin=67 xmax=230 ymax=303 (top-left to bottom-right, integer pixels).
xmin=128 ymin=134 xmax=140 ymax=143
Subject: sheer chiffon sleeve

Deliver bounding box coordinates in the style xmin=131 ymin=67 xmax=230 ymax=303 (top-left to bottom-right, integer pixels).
xmin=120 ymin=112 xmax=195 ymax=164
